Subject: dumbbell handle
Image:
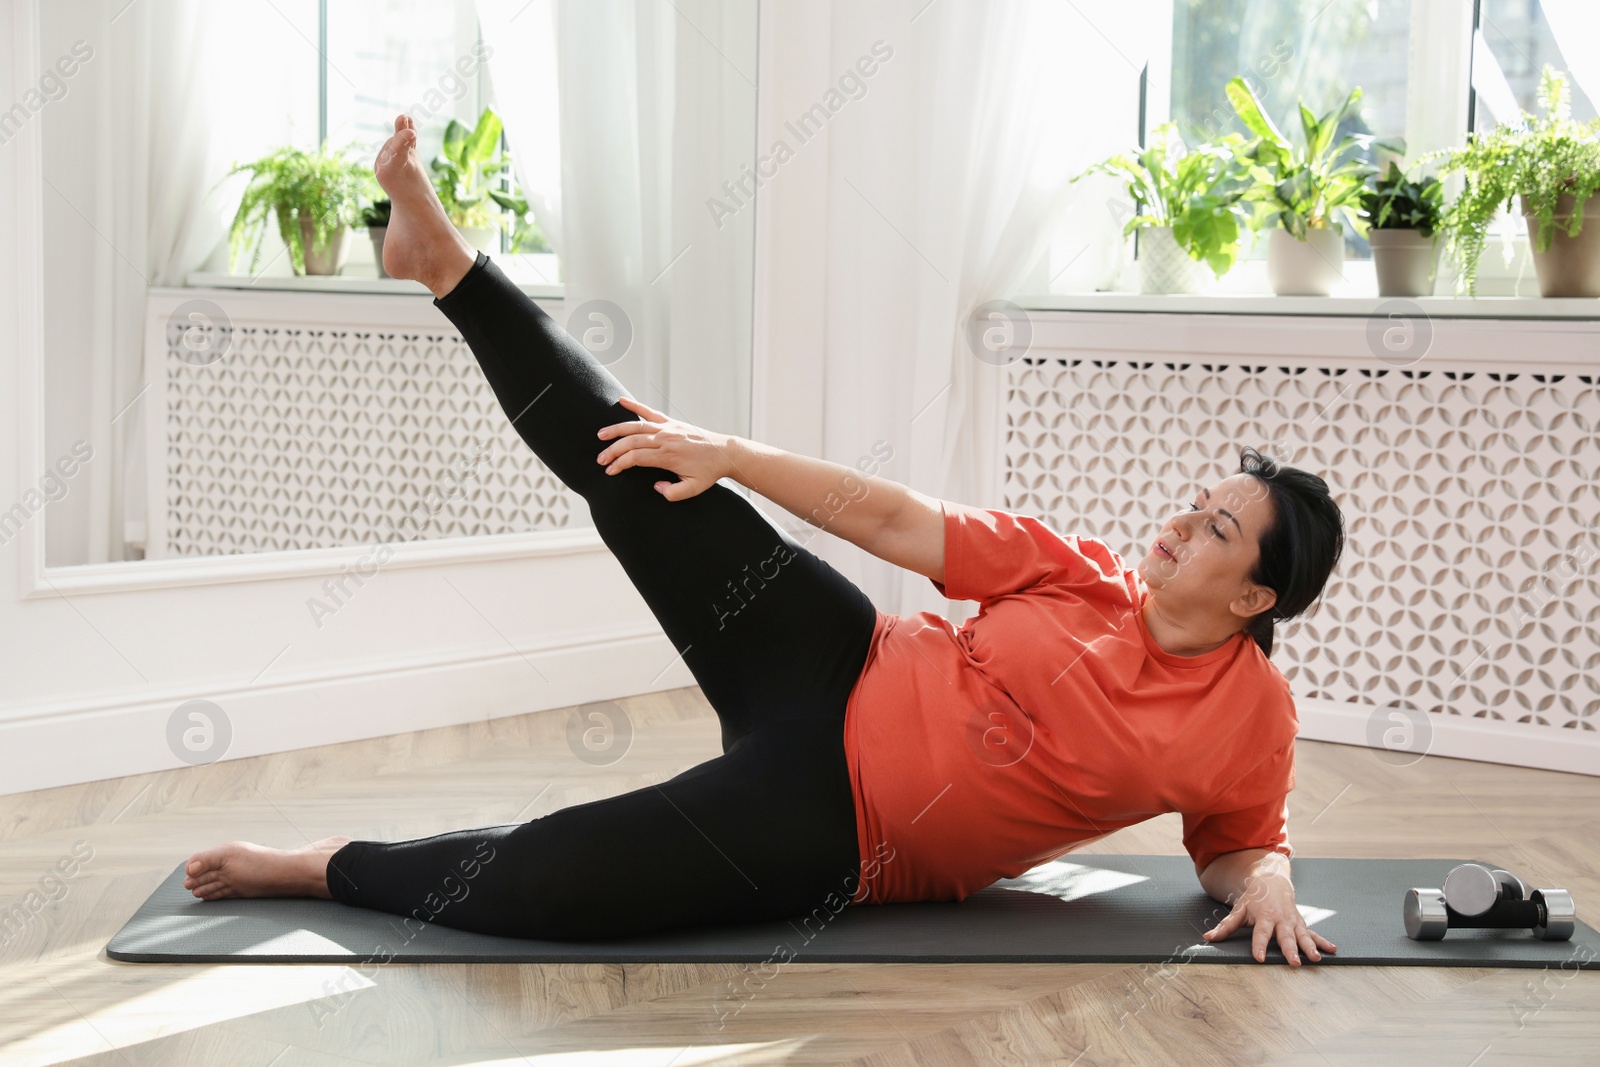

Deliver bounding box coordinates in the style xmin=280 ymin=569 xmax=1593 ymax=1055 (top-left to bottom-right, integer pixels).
xmin=1444 ymin=898 xmax=1545 ymax=929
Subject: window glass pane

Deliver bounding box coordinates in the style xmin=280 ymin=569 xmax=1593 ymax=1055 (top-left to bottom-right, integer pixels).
xmin=212 ymin=1 xmax=322 ymax=155
xmin=325 ymin=0 xmax=485 ymax=166
xmin=1167 ymin=0 xmax=1412 ymax=259
xmin=1474 ymin=0 xmax=1597 ymax=131
xmin=322 ymin=0 xmax=558 ymax=276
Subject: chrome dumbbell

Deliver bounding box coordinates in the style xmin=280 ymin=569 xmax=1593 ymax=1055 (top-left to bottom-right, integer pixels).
xmin=1403 ymin=862 xmax=1576 ymax=941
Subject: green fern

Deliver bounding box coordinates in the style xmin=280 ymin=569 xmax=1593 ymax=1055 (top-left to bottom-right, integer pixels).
xmin=1419 ymin=65 xmax=1600 ymax=296
xmin=222 ymin=143 xmax=376 ymax=275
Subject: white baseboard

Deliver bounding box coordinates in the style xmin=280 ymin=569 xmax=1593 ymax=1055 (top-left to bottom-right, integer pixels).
xmin=1296 ymin=696 xmax=1600 ymax=777
xmin=0 ymin=624 xmax=696 ymax=798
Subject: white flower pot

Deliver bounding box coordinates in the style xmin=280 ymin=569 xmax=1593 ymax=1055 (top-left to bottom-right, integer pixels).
xmin=455 ymin=225 xmax=500 ymax=257
xmin=1138 ymin=226 xmax=1212 ymax=294
xmin=1266 ymin=226 xmax=1345 ymax=296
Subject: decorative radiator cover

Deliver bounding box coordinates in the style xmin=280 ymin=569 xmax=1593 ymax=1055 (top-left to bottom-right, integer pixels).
xmin=148 ymin=297 xmax=587 ymax=559
xmin=1003 ymin=356 xmax=1597 ymax=736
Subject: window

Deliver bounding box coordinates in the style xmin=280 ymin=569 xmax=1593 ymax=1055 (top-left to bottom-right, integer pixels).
xmin=1472 ymin=0 xmax=1596 ymax=131
xmin=1040 ymin=0 xmax=1600 ymax=296
xmin=1162 ymin=0 xmax=1412 ymax=261
xmin=213 ymin=0 xmax=557 ymax=283
xmin=324 ymin=1 xmax=489 ymax=162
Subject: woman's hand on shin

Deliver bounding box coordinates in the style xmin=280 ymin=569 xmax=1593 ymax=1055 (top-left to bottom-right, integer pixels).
xmin=595 ymin=395 xmax=740 ymax=501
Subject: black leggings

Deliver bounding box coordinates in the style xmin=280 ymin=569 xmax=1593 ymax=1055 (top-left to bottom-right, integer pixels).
xmin=325 ymin=254 xmax=878 ymax=941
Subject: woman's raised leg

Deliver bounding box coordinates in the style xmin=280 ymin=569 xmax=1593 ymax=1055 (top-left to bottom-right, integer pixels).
xmin=373 ymin=115 xmax=879 ymax=750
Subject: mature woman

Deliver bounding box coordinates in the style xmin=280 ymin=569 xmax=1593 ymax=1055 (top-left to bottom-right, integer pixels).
xmin=183 ymin=115 xmax=1342 ymax=967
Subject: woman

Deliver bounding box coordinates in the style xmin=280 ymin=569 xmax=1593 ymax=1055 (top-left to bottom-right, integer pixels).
xmin=183 ymin=115 xmax=1342 ymax=967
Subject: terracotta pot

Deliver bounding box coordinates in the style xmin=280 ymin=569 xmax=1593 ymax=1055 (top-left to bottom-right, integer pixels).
xmin=295 ymin=213 xmax=351 ymax=276
xmin=369 ymin=226 xmax=390 ymax=278
xmin=1267 ymin=226 xmax=1344 ymax=296
xmin=1521 ymin=191 xmax=1600 ymax=298
xmin=1138 ymin=226 xmax=1212 ymax=294
xmin=1368 ymin=228 xmax=1439 ymax=297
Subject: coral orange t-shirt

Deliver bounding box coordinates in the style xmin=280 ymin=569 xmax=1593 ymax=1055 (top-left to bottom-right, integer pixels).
xmin=840 ymin=501 xmax=1298 ymax=905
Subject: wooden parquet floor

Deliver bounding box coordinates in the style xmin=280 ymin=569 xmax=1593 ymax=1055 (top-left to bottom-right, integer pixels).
xmin=1 ymin=686 xmax=1595 ymax=1066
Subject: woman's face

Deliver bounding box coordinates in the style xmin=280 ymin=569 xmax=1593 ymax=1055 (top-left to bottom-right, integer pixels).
xmin=1136 ymin=473 xmax=1278 ymax=626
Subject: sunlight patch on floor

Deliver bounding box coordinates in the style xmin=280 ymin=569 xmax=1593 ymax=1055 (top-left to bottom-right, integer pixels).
xmin=6 ymin=963 xmax=369 ymax=1067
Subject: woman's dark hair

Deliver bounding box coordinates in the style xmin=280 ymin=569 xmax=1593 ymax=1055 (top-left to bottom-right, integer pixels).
xmin=1237 ymin=446 xmax=1345 ymax=658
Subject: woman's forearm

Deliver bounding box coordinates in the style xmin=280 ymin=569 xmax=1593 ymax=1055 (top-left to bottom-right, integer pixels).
xmin=1198 ymin=847 xmax=1286 ymax=903
xmin=723 ymin=436 xmax=945 ymax=581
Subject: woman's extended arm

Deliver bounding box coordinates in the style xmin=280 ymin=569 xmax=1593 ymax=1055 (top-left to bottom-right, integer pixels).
xmin=594 ymin=396 xmax=946 ymax=582
xmin=723 ymin=436 xmax=946 ymax=584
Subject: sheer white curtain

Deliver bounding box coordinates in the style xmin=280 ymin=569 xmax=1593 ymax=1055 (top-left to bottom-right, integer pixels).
xmin=473 ymin=0 xmax=564 ymax=260
xmin=814 ymin=1 xmax=1148 ymax=616
xmin=1539 ymin=1 xmax=1600 ymax=109
xmin=118 ymin=1 xmax=239 ymax=560
xmin=477 ymin=0 xmax=755 ymax=437
xmin=38 ymin=0 xmax=228 ymax=564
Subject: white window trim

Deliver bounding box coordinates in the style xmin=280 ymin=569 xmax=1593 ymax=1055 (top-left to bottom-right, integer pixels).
xmin=1015 ymin=289 xmax=1600 ymax=319
xmin=184 ymin=271 xmax=563 ymax=301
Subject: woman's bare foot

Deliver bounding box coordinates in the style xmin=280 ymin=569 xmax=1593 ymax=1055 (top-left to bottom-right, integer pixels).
xmin=373 ymin=114 xmax=477 ymax=299
xmin=183 ymin=834 xmax=355 ymax=902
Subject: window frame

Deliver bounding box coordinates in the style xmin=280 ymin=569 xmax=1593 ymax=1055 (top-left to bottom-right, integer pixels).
xmin=1038 ymin=0 xmax=1578 ymax=302
xmin=279 ymin=0 xmax=559 ymax=287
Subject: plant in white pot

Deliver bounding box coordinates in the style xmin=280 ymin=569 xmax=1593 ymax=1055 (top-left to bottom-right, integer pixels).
xmin=1226 ymin=77 xmax=1400 ymax=296
xmin=430 ymin=107 xmax=551 ymax=257
xmin=1419 ymin=66 xmax=1600 ymax=298
xmin=224 ymin=144 xmax=375 ymax=276
xmin=1068 ymin=121 xmax=1256 ymax=294
xmin=1357 ymin=161 xmax=1444 ymax=297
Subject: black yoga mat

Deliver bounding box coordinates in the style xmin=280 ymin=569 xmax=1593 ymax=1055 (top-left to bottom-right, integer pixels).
xmin=106 ymin=854 xmax=1600 ymax=968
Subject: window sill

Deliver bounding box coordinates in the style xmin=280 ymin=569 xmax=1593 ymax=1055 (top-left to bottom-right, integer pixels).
xmin=1012 ymin=292 xmax=1600 ymax=320
xmin=185 ymin=271 xmax=564 ymax=301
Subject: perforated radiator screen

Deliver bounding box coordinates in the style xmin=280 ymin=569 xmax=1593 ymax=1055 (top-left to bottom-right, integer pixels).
xmin=1003 ymin=357 xmax=1598 ymax=734
xmin=159 ymin=323 xmax=585 ymax=557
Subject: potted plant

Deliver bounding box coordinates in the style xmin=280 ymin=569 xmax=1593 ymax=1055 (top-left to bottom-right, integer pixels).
xmin=224 ymin=143 xmax=375 ymax=276
xmin=1420 ymin=66 xmax=1600 ymax=298
xmin=1069 ymin=121 xmax=1257 ymax=294
xmin=1358 ymin=161 xmax=1445 ymax=297
xmin=430 ymin=107 xmax=550 ymax=256
xmin=1226 ymin=77 xmax=1401 ymax=296
xmin=361 ymin=198 xmax=392 ymax=278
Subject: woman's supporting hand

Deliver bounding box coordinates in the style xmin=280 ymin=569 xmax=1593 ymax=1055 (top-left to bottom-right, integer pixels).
xmin=1201 ymin=863 xmax=1338 ymax=966
xmin=596 ymin=395 xmax=738 ymax=501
